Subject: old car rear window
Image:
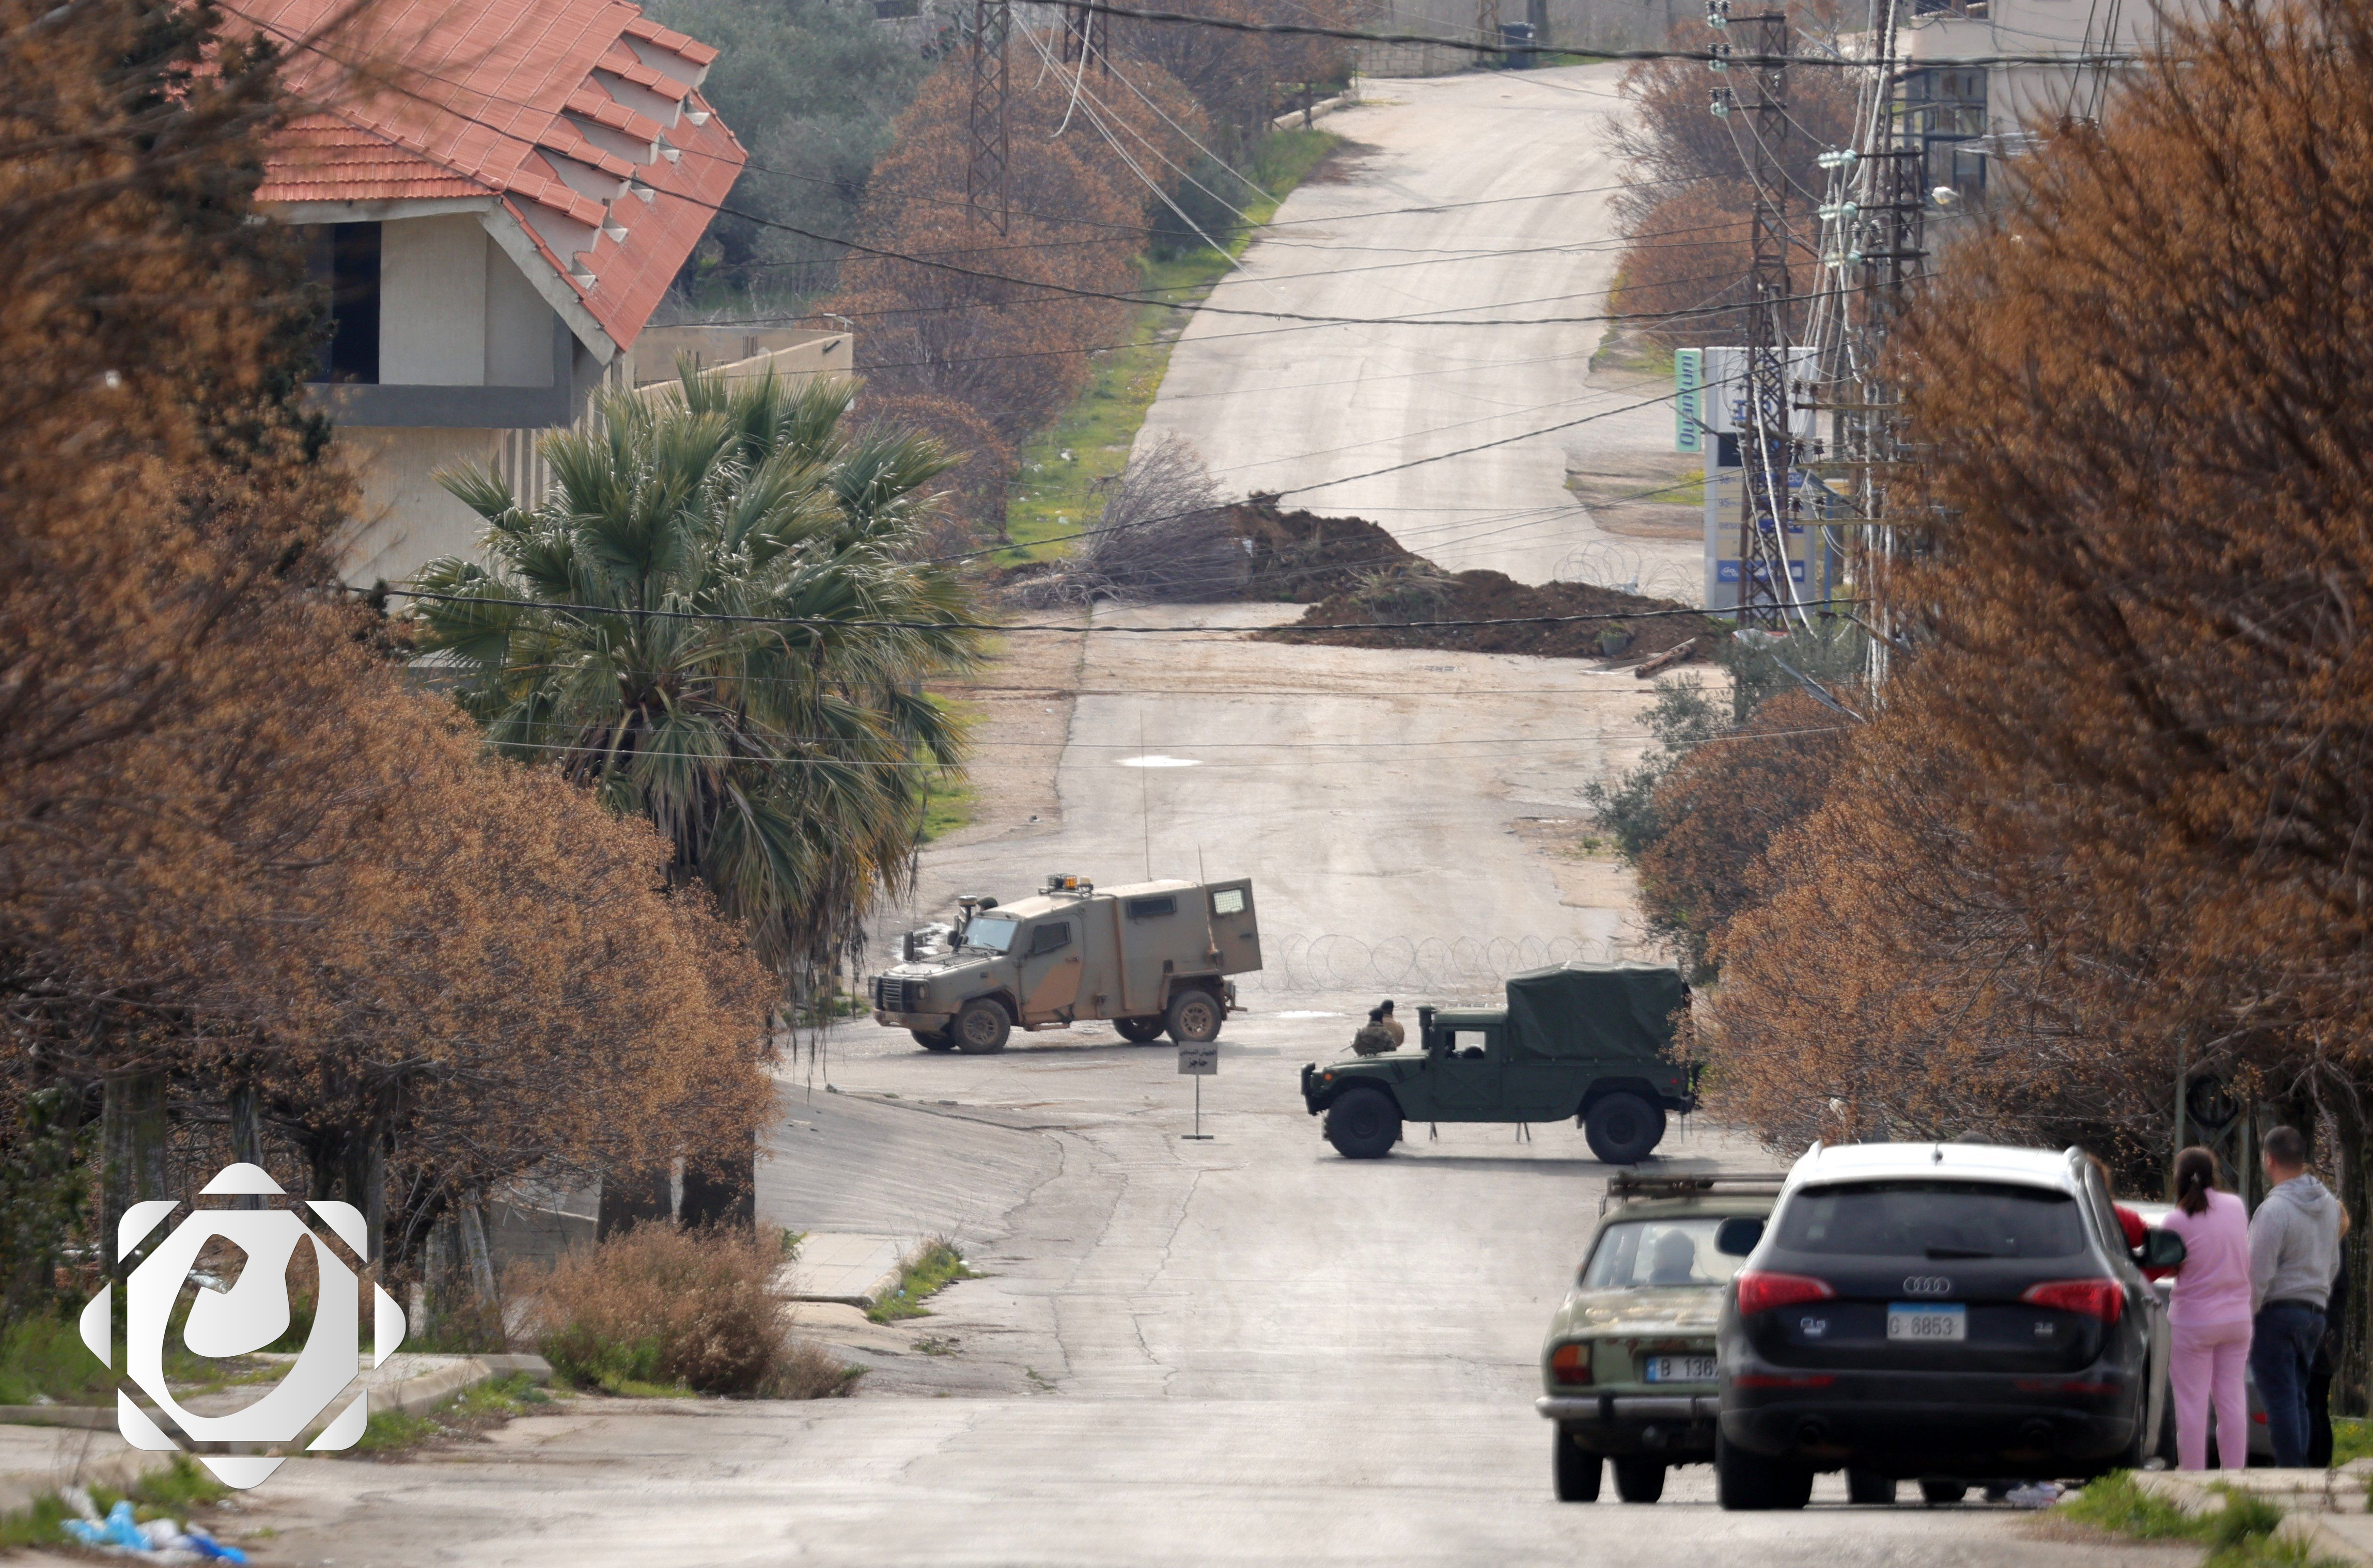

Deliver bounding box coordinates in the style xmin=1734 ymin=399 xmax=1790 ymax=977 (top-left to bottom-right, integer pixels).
xmin=1774 ymin=1181 xmax=2087 ymax=1260
xmin=1582 ymin=1218 xmax=1746 ymax=1288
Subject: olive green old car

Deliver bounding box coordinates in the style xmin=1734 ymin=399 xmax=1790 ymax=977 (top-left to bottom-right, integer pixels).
xmin=1537 ymin=1173 xmax=1781 ymax=1503
xmin=1297 ymin=962 xmax=1696 ymax=1161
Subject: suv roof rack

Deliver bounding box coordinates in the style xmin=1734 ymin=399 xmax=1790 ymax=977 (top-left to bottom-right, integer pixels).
xmin=1605 ymin=1171 xmax=1789 ymax=1202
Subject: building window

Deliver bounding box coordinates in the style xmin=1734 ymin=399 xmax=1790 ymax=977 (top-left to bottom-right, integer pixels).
xmin=305 ymin=223 xmax=381 ymax=384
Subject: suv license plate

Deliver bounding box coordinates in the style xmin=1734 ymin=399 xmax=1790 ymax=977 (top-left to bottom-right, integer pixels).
xmin=1644 ymin=1355 xmax=1717 ymax=1383
xmin=1887 ymin=1304 xmax=1968 ymax=1341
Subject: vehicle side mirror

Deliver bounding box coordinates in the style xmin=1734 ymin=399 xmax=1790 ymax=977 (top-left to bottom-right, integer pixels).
xmin=1715 ymin=1217 xmax=1765 ymax=1257
xmin=2138 ymin=1228 xmax=2187 ymax=1271
xmin=902 ymin=932 xmax=917 ymax=963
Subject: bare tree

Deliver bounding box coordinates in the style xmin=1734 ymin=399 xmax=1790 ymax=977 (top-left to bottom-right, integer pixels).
xmin=1010 ymin=435 xmax=1246 ymax=604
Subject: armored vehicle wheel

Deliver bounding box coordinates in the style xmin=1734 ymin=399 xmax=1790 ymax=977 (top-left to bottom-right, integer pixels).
xmin=1846 ymin=1468 xmax=1897 ymax=1505
xmin=1165 ymin=989 xmax=1222 ymax=1044
xmin=1114 ymin=1015 xmax=1166 ymax=1043
xmin=1585 ymin=1092 xmax=1664 ymax=1165
xmin=912 ymin=1028 xmax=957 ymax=1052
xmin=1715 ymin=1433 xmax=1813 ymax=1512
xmin=953 ymin=998 xmax=1011 ymax=1054
xmin=1323 ymin=1088 xmax=1401 ymax=1158
xmin=1918 ymin=1479 xmax=1968 ymax=1506
xmin=1612 ymin=1457 xmax=1666 ymax=1503
xmin=1554 ymin=1430 xmax=1603 ymax=1502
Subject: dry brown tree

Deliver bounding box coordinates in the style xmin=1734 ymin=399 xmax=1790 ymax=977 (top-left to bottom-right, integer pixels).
xmin=0 ymin=0 xmax=778 ymax=1286
xmin=1706 ymin=0 xmax=2373 ymax=1213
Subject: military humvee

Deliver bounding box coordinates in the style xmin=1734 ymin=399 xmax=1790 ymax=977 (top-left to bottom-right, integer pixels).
xmin=869 ymin=874 xmax=1261 ymax=1054
xmin=1297 ymin=961 xmax=1696 ymax=1161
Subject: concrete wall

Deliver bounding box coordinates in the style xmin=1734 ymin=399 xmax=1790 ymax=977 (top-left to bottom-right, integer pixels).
xmin=335 ymin=426 xmax=506 ymax=589
xmin=630 ymin=326 xmax=853 ymax=387
xmin=378 ymin=215 xmax=561 ymax=388
xmin=1360 ymin=0 xmax=1681 ymax=75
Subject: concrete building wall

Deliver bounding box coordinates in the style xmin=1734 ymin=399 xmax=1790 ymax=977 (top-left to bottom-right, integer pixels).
xmin=1360 ymin=0 xmax=1681 ymax=75
xmin=336 ymin=426 xmax=506 ymax=589
xmin=484 ymin=236 xmax=556 ymax=387
xmin=379 ymin=215 xmax=489 ymax=386
xmin=629 ymin=325 xmax=853 ymax=387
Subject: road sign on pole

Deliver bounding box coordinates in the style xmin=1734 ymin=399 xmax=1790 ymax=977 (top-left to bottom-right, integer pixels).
xmin=1178 ymin=1043 xmax=1216 ymax=1139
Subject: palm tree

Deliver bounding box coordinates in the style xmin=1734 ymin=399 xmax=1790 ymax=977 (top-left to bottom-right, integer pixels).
xmin=410 ymin=367 xmax=981 ymax=995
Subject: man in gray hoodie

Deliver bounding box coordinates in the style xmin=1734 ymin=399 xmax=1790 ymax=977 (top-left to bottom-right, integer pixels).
xmin=2250 ymin=1125 xmax=2344 ymax=1467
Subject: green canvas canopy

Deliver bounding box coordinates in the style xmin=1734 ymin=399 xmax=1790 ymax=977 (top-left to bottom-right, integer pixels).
xmin=1501 ymin=961 xmax=1688 ymax=1061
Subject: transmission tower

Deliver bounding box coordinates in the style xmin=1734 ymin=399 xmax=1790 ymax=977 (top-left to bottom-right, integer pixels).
xmin=1476 ymin=0 xmax=1501 ymax=56
xmin=1059 ymin=0 xmax=1109 ymax=65
xmin=1732 ymin=7 xmax=1796 ymax=630
xmin=966 ymin=0 xmax=1012 ymax=233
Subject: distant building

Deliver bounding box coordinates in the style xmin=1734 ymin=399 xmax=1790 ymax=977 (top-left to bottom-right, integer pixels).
xmin=243 ymin=0 xmax=829 ymax=587
xmin=1895 ymin=0 xmax=2210 ymax=205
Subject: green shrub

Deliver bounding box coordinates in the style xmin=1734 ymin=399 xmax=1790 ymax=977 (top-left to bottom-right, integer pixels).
xmin=866 ymin=1240 xmax=975 ymax=1324
xmin=0 ymin=1314 xmax=107 ymax=1404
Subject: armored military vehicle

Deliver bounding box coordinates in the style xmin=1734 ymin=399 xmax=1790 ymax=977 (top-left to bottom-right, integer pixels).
xmin=1298 ymin=961 xmax=1696 ymax=1162
xmin=870 ymin=874 xmax=1261 ymax=1054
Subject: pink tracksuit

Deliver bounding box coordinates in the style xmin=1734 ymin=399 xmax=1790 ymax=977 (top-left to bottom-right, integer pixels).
xmin=2160 ymin=1189 xmax=2254 ymax=1470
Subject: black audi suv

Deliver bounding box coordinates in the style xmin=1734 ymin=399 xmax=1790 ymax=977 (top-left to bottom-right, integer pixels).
xmin=1714 ymin=1142 xmax=2177 ymax=1509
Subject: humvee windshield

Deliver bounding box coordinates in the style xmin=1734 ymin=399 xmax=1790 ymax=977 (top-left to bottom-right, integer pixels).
xmin=964 ymin=916 xmax=1020 ymax=953
xmin=1581 ymin=1218 xmax=1745 ymax=1289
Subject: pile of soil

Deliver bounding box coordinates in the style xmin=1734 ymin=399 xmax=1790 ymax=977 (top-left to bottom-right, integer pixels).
xmin=1260 ymin=569 xmax=1716 ymax=663
xmin=1226 ymin=495 xmax=1418 ymax=601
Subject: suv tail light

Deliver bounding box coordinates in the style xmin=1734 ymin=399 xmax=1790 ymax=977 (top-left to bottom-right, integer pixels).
xmin=1735 ymin=1270 xmax=1836 ymax=1316
xmin=1549 ymin=1342 xmax=1591 ymax=1386
xmin=2021 ymin=1278 xmax=2125 ymax=1324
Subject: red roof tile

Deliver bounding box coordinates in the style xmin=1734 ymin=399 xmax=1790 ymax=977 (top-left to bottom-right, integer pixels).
xmin=242 ymin=0 xmax=745 ymax=350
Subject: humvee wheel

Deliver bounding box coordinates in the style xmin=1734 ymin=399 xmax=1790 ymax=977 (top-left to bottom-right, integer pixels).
xmin=1323 ymin=1088 xmax=1400 ymax=1158
xmin=1554 ymin=1429 xmax=1603 ymax=1502
xmin=1585 ymin=1092 xmax=1663 ymax=1165
xmin=1612 ymin=1457 xmax=1666 ymax=1504
xmin=1918 ymin=1479 xmax=1968 ymax=1506
xmin=912 ymin=1028 xmax=958 ymax=1052
xmin=953 ymin=998 xmax=1011 ymax=1054
xmin=1164 ymin=990 xmax=1222 ymax=1044
xmin=1114 ymin=1015 xmax=1166 ymax=1044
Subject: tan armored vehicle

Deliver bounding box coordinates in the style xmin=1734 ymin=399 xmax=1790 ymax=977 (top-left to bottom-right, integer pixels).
xmin=869 ymin=874 xmax=1262 ymax=1053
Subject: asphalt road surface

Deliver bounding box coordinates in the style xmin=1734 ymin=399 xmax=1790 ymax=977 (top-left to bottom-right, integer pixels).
xmin=1138 ymin=67 xmax=1702 ymax=598
xmin=234 ymin=1019 xmax=2182 ymax=1567
xmin=228 ymin=627 xmax=2180 ymax=1567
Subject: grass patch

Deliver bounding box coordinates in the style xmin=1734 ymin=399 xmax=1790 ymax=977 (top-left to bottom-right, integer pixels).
xmin=921 ymin=766 xmax=975 ymax=842
xmin=2331 ymin=1416 xmax=2373 ymax=1466
xmin=866 ymin=1240 xmax=976 ymax=1324
xmin=350 ymin=1372 xmax=555 ymax=1457
xmin=0 ymin=1314 xmax=108 ymax=1405
xmin=2060 ymin=1471 xmax=2345 ymax=1567
xmin=1000 ymin=128 xmax=1341 ymax=564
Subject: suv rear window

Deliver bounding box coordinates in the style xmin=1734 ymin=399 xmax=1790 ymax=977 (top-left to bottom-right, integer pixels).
xmin=1774 ymin=1181 xmax=2088 ymax=1260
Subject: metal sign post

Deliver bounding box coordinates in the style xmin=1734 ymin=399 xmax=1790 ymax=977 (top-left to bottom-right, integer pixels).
xmin=1178 ymin=1042 xmax=1217 ymax=1139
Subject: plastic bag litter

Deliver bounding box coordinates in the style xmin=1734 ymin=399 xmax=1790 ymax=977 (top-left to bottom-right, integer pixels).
xmin=58 ymin=1499 xmax=249 ymax=1562
xmin=2005 ymin=1482 xmax=2064 ymax=1509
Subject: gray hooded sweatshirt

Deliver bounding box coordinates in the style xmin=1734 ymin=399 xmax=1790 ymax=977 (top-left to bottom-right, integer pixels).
xmin=2249 ymin=1174 xmax=2343 ymax=1312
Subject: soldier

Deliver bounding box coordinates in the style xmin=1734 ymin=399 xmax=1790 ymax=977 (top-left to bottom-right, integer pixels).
xmin=1379 ymin=999 xmax=1406 ymax=1048
xmin=1351 ymin=1008 xmax=1397 ymax=1056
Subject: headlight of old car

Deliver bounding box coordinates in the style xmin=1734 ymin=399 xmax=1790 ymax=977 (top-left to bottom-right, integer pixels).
xmin=1548 ymin=1342 xmax=1591 ymax=1387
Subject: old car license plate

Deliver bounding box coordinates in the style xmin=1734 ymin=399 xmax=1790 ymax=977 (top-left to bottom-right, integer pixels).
xmin=1643 ymin=1354 xmax=1717 ymax=1383
xmin=1887 ymin=1304 xmax=1968 ymax=1341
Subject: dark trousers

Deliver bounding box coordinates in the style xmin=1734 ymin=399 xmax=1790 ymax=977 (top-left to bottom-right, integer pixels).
xmin=2251 ymin=1301 xmax=2325 ymax=1467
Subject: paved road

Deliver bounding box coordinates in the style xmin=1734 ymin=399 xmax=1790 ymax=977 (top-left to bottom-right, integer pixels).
xmin=884 ymin=603 xmax=1661 ymax=1009
xmin=235 ymin=1019 xmax=2180 ymax=1566
xmin=1138 ymin=67 xmax=1701 ymax=598
xmin=229 ymin=630 xmax=2176 ymax=1566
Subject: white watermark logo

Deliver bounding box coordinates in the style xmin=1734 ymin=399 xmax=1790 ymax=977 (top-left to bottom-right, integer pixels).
xmin=80 ymin=1162 xmax=407 ymax=1489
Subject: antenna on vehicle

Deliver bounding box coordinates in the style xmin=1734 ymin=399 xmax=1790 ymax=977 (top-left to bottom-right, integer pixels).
xmin=1140 ymin=709 xmax=1152 ymax=881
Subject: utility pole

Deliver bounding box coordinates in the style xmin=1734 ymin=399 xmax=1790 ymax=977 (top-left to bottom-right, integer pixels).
xmin=1731 ymin=6 xmax=1795 ymax=630
xmin=966 ymin=0 xmax=1011 ymax=234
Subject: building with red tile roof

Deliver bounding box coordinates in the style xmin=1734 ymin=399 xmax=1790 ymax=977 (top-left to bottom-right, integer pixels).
xmin=231 ymin=0 xmax=783 ymax=585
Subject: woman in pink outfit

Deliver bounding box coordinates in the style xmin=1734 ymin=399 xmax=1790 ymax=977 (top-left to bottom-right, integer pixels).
xmin=2159 ymin=1146 xmax=2255 ymax=1470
